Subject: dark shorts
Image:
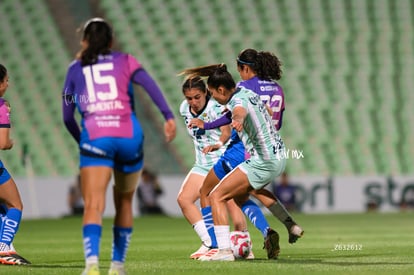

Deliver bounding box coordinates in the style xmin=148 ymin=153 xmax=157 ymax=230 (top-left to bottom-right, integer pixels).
xmin=0 ymin=161 xmax=11 ymax=185
xmin=213 ymin=138 xmax=245 ymax=180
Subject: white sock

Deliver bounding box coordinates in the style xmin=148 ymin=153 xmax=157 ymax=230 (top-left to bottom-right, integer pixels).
xmin=110 ymin=261 xmax=124 ymax=270
xmin=193 ymin=220 xmax=211 ymax=247
xmin=0 ymin=242 xmax=10 ymax=252
xmin=85 ymin=255 xmax=98 ymax=266
xmin=214 ymin=225 xmax=230 ymax=250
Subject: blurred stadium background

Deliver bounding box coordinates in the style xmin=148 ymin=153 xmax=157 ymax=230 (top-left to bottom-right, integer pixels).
xmin=0 ymin=0 xmax=413 ymax=217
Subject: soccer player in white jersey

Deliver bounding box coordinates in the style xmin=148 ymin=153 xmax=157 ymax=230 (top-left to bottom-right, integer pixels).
xmin=177 ymin=77 xmax=252 ymax=259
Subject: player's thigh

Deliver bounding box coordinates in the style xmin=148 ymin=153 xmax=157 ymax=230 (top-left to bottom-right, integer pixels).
xmin=178 ymin=168 xmax=207 ymax=203
xmin=210 ymin=168 xmax=252 ymax=202
xmin=0 ymin=177 xmax=22 ymax=209
xmin=114 ymin=169 xmax=142 ymax=193
xmin=81 ymin=166 xmax=113 ymax=204
xmin=200 ymin=168 xmax=220 ymax=196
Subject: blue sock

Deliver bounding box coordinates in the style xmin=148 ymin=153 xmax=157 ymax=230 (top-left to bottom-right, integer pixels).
xmin=112 ymin=226 xmax=132 ymax=263
xmin=201 ymin=206 xmax=217 ymax=248
xmin=83 ymin=224 xmax=102 ymax=260
xmin=0 ymin=204 xmax=6 ymax=230
xmin=0 ymin=208 xmax=22 ymax=246
xmin=242 ymin=200 xmax=270 ymax=238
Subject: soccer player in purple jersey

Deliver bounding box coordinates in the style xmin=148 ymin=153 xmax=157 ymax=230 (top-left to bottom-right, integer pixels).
xmin=0 ymin=64 xmax=31 ymax=265
xmin=62 ymin=18 xmax=176 ymax=275
xmin=236 ymin=49 xmax=303 ymax=244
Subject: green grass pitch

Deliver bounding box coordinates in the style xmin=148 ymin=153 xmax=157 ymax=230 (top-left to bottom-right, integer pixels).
xmin=3 ymin=212 xmax=413 ymax=274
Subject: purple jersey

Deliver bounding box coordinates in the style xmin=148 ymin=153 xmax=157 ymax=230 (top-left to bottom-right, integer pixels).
xmin=237 ymin=76 xmax=285 ymax=130
xmin=62 ymin=52 xmax=140 ymax=140
xmin=0 ymin=99 xmax=11 ymax=127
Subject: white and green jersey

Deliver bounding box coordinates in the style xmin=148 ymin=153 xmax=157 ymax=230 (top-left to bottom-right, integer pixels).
xmin=226 ymin=87 xmax=283 ymax=160
xmin=179 ymin=97 xmax=228 ymax=169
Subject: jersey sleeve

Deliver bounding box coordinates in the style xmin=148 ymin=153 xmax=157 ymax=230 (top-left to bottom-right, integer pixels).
xmin=62 ymin=61 xmax=78 ymax=97
xmin=131 ymin=68 xmax=174 ymax=121
xmin=127 ymin=54 xmax=142 ymax=74
xmin=0 ymin=100 xmax=11 ymax=128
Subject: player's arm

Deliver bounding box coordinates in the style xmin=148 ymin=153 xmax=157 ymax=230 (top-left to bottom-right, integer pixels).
xmin=132 ymin=68 xmax=176 ymax=142
xmin=0 ymin=128 xmax=13 ymax=150
xmin=231 ymin=106 xmax=247 ymax=132
xmin=189 ymin=111 xmax=232 ymax=130
xmin=202 ymin=124 xmax=231 ymax=153
xmin=62 ymin=95 xmax=81 ymax=144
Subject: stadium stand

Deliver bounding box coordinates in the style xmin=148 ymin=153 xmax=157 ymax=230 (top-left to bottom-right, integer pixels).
xmin=1 ymin=0 xmax=77 ymax=176
xmin=1 ymin=0 xmax=413 ymax=176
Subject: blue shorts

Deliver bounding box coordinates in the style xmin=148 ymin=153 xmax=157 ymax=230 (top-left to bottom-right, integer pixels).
xmin=79 ymin=115 xmax=144 ymax=173
xmin=0 ymin=161 xmax=11 ymax=185
xmin=213 ymin=136 xmax=245 ymax=180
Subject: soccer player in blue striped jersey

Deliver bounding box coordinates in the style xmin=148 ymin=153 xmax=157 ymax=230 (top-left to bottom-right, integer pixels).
xmin=177 ymin=77 xmax=252 ymax=259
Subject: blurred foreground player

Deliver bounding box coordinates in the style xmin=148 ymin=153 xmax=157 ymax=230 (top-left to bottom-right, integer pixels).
xmin=62 ymin=19 xmax=176 ymax=275
xmin=0 ymin=64 xmax=31 ymax=265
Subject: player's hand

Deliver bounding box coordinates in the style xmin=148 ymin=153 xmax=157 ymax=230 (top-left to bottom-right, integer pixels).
xmin=164 ymin=119 xmax=176 ymax=142
xmin=202 ymin=142 xmax=222 ymax=154
xmin=231 ymin=118 xmax=244 ymax=132
xmin=188 ymin=118 xmax=204 ymax=129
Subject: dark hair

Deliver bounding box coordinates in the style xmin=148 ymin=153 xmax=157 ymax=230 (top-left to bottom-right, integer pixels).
xmin=179 ymin=64 xmax=236 ymax=91
xmin=80 ymin=18 xmax=113 ymax=66
xmin=0 ymin=64 xmax=7 ymax=82
xmin=237 ymin=48 xmax=282 ymax=80
xmin=182 ymin=76 xmax=208 ymax=95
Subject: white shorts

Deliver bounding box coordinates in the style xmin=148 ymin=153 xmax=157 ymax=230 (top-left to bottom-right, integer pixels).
xmin=238 ymin=155 xmax=286 ymax=190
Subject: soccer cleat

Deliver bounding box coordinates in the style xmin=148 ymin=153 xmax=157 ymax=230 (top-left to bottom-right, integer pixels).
xmin=108 ymin=267 xmax=126 ymax=275
xmin=0 ymin=251 xmax=31 ymax=265
xmin=288 ymin=224 xmax=304 ymax=244
xmin=263 ymin=228 xmax=280 ymax=259
xmin=81 ymin=263 xmax=100 ymax=275
xmin=197 ymin=248 xmax=218 ymax=261
xmin=246 ymin=250 xmax=255 ymax=260
xmin=198 ymin=248 xmax=234 ymax=261
xmin=190 ymin=242 xmax=211 ymax=259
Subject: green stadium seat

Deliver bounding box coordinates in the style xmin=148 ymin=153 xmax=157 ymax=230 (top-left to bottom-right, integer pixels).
xmin=3 ymin=0 xmax=412 ymax=176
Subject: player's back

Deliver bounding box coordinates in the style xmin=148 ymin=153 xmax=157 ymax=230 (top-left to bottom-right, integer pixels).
xmin=64 ymin=51 xmax=142 ymax=139
xmin=227 ymin=87 xmax=282 ymax=160
xmin=237 ymin=76 xmax=285 ymax=129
